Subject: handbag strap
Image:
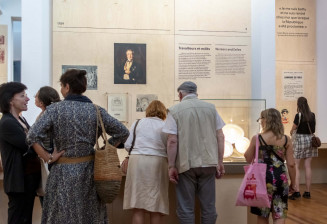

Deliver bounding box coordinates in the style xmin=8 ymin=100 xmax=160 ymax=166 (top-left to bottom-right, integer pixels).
xmin=95 ymin=105 xmax=108 ymax=150
xmin=128 ymin=119 xmax=141 ymax=155
xmin=294 ymin=113 xmax=301 ymax=134
xmin=258 ymin=134 xmax=285 ymax=163
xmin=307 ymin=122 xmax=314 ymax=136
xmin=254 ymin=134 xmax=259 ymax=164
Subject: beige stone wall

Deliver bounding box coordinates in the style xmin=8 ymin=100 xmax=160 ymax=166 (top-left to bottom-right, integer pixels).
xmin=52 ymin=1 xmax=252 ymax=223
xmin=53 ymin=0 xmax=252 ymax=127
xmin=276 ymin=0 xmax=317 ymax=134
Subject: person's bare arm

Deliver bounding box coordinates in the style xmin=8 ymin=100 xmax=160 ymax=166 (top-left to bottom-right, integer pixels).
xmin=285 ymin=136 xmax=297 ymax=191
xmin=290 ymin=124 xmax=297 ymax=136
xmin=244 ymin=135 xmax=256 ymax=163
xmin=216 ymin=129 xmax=225 ymax=178
xmin=32 ymin=143 xmax=65 ymax=164
xmin=167 ymin=134 xmax=179 ymax=184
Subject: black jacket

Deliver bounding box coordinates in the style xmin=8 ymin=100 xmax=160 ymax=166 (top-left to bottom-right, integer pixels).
xmin=0 ymin=113 xmax=38 ymax=193
xmin=114 ymin=61 xmax=145 ymax=84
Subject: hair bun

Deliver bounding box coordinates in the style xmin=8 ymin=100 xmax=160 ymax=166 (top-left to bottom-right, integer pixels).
xmin=79 ymin=70 xmax=87 ymax=76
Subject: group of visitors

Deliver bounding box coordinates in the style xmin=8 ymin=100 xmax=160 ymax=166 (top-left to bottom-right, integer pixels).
xmin=0 ymin=69 xmax=129 ymax=224
xmin=0 ymin=71 xmax=319 ymax=224
xmin=123 ymin=81 xmax=225 ymax=224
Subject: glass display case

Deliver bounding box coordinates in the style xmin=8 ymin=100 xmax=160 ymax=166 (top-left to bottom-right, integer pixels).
xmin=199 ymin=99 xmax=266 ymax=166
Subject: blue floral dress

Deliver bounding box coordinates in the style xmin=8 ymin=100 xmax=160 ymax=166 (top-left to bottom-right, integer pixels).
xmin=27 ymin=96 xmax=129 ymax=224
xmin=251 ymin=135 xmax=289 ymax=219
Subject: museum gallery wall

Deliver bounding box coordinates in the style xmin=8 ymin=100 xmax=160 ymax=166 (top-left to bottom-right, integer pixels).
xmin=52 ymin=0 xmax=252 ymax=128
xmin=275 ymin=0 xmax=316 ymax=134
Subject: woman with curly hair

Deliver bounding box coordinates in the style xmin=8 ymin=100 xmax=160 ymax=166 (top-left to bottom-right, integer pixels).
xmin=244 ymin=108 xmax=296 ymax=224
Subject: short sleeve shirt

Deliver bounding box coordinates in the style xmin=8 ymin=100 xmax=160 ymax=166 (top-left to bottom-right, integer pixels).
xmin=162 ymin=96 xmax=225 ymax=134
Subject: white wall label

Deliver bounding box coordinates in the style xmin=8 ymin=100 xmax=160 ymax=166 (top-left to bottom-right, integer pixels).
xmin=282 ymin=71 xmax=304 ymax=100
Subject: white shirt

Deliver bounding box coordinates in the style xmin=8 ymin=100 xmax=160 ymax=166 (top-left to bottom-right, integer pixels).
xmin=162 ymin=95 xmax=225 ymax=135
xmin=125 ymin=117 xmax=167 ymax=157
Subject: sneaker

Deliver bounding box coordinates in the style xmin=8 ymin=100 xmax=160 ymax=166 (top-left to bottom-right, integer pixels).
xmin=289 ymin=192 xmax=301 ymax=200
xmin=303 ymin=192 xmax=311 ymax=199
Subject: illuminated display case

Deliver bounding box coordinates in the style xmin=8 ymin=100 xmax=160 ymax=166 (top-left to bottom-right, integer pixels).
xmin=200 ymin=99 xmax=266 ymax=169
xmin=118 ymin=99 xmax=266 ymax=174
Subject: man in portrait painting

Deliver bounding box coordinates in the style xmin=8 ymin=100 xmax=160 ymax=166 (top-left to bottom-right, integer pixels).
xmin=114 ymin=48 xmax=145 ymax=84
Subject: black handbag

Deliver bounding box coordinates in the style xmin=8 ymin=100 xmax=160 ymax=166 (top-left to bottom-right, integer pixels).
xmin=307 ymin=122 xmax=321 ymax=148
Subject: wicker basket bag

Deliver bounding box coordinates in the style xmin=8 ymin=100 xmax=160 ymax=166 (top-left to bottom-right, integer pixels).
xmin=94 ymin=105 xmax=122 ymax=203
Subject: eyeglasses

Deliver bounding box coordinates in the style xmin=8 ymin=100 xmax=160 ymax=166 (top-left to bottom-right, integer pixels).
xmin=257 ymin=117 xmax=264 ymax=122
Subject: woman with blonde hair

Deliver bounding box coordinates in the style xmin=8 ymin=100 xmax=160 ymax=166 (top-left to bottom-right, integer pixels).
xmin=244 ymin=108 xmax=296 ymax=224
xmin=123 ymin=100 xmax=169 ymax=224
xmin=289 ymin=97 xmax=318 ymax=200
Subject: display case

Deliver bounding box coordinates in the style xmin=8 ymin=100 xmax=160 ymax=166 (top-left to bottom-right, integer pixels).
xmin=199 ymin=99 xmax=266 ymax=172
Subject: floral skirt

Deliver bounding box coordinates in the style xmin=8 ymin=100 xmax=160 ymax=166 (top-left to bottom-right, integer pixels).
xmin=251 ymin=163 xmax=289 ymax=219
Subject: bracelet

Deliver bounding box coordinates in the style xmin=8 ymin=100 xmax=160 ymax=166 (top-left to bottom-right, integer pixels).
xmin=168 ymin=165 xmax=175 ymax=169
xmin=47 ymin=153 xmax=53 ymax=164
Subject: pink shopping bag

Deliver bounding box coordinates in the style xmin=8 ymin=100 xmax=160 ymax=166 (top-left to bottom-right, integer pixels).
xmin=235 ymin=135 xmax=270 ymax=207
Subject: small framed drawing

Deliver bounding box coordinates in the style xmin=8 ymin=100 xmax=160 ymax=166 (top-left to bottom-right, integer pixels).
xmin=0 ymin=48 xmax=5 ymax=63
xmin=108 ymin=93 xmax=128 ymax=122
xmin=0 ymin=35 xmax=4 ymax=45
xmin=136 ymin=94 xmax=158 ymax=112
xmin=62 ymin=65 xmax=98 ymax=90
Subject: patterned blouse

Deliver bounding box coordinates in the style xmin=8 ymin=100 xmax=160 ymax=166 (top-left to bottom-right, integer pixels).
xmin=27 ymin=100 xmax=129 ymax=157
xmin=26 ymin=98 xmax=129 ymax=223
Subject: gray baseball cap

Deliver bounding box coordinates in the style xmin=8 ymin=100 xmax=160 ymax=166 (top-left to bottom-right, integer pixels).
xmin=177 ymin=81 xmax=197 ymax=93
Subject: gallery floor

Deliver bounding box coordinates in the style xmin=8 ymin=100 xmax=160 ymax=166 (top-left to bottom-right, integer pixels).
xmin=1 ymin=178 xmax=327 ymax=224
xmin=287 ymin=184 xmax=327 ymax=224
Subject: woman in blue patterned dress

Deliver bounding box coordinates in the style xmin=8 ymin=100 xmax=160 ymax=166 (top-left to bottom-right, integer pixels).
xmin=27 ymin=69 xmax=129 ymax=224
xmin=244 ymin=108 xmax=296 ymax=224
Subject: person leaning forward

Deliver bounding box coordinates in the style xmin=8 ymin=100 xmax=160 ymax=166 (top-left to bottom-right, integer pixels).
xmin=162 ymin=81 xmax=225 ymax=224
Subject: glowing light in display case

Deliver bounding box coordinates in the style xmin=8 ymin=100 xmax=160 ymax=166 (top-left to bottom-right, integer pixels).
xmin=235 ymin=137 xmax=250 ymax=154
xmin=223 ymin=124 xmax=244 ymax=144
xmin=224 ymin=141 xmax=234 ymax=158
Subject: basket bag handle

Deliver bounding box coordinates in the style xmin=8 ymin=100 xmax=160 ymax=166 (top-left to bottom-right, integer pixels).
xmin=95 ymin=105 xmax=108 ymax=149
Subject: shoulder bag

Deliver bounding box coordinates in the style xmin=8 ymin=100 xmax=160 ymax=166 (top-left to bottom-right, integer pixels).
xmin=307 ymin=121 xmax=321 ymax=148
xmin=36 ymin=160 xmax=49 ymax=197
xmin=236 ymin=134 xmax=270 ymax=207
xmin=121 ymin=119 xmax=141 ymax=174
xmin=36 ymin=135 xmax=53 ymax=197
xmin=94 ymin=105 xmax=122 ymax=204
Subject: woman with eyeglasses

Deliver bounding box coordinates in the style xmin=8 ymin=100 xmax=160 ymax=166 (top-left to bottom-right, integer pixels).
xmin=244 ymin=108 xmax=296 ymax=224
xmin=0 ymin=82 xmax=41 ymax=224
